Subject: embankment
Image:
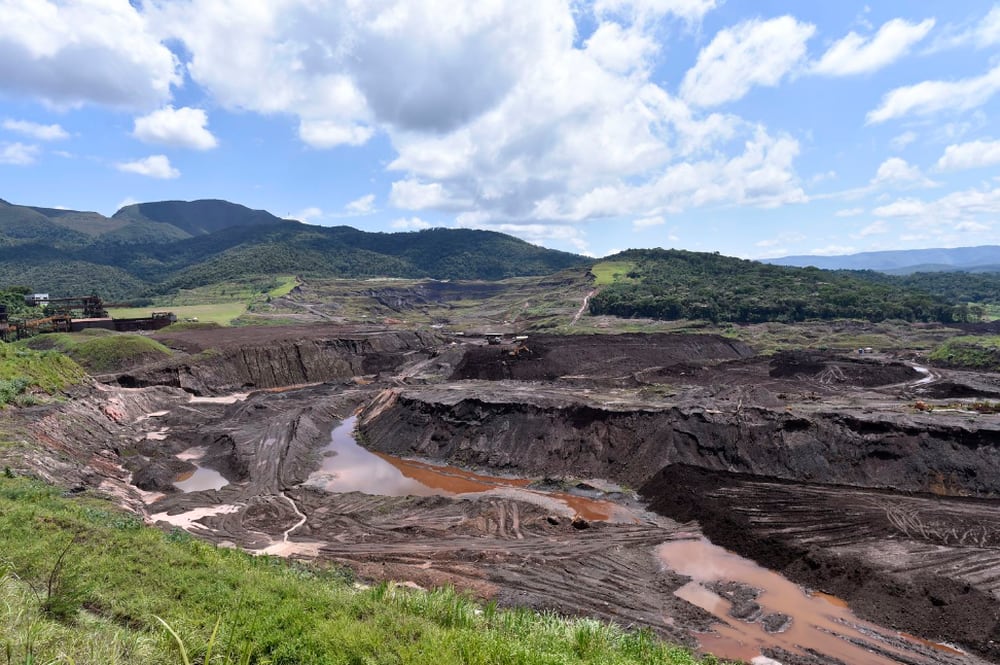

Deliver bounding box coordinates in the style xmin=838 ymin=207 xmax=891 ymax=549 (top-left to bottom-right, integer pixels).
xmin=358 ymin=387 xmax=1000 ymax=496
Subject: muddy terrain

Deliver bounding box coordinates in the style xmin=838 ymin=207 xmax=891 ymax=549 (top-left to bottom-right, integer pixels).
xmin=8 ymin=324 xmax=1000 ymax=665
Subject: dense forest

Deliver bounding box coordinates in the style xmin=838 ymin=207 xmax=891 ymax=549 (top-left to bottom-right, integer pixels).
xmin=588 ymin=249 xmax=964 ymax=324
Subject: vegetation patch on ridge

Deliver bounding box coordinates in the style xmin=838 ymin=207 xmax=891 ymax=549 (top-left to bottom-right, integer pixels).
xmin=589 ymin=249 xmax=959 ymax=324
xmin=16 ymin=332 xmax=172 ymax=373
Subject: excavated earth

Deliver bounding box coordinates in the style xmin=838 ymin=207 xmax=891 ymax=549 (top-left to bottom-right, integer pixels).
xmin=9 ymin=324 xmax=1000 ymax=665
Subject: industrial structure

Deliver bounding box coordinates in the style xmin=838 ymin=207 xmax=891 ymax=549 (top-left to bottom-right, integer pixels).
xmin=1 ymin=294 xmax=175 ymax=341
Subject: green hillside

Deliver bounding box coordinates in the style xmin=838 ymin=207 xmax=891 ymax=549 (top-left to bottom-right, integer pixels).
xmin=589 ymin=249 xmax=958 ymax=324
xmin=0 ymin=198 xmax=589 ymax=298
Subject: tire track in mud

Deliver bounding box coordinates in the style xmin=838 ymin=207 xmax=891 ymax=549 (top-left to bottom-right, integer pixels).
xmin=643 ymin=466 xmax=1000 ymax=662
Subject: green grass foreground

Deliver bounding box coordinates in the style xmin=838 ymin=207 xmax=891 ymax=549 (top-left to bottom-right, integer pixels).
xmin=0 ymin=477 xmax=723 ymax=665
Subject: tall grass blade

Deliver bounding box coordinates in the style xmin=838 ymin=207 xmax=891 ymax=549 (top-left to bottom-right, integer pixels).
xmin=154 ymin=616 xmax=191 ymax=665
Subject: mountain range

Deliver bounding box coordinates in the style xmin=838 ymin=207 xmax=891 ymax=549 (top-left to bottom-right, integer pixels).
xmin=765 ymin=246 xmax=1000 ymax=274
xmin=0 ymin=198 xmax=587 ymax=299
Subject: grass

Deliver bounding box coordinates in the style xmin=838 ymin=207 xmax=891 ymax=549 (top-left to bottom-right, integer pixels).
xmin=109 ymin=276 xmax=300 ymax=327
xmin=15 ymin=333 xmax=172 ymax=373
xmin=0 ymin=476 xmax=725 ymax=665
xmin=929 ymin=335 xmax=1000 ymax=370
xmin=590 ymin=262 xmax=638 ymax=286
xmin=0 ymin=345 xmax=85 ymax=406
xmin=108 ymin=303 xmax=249 ymax=327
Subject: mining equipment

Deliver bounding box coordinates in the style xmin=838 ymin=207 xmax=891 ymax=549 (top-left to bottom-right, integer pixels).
xmin=7 ymin=294 xmax=176 ymax=340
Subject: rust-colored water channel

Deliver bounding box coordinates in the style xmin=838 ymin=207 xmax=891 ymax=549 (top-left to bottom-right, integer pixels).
xmin=658 ymin=538 xmax=964 ymax=664
xmin=307 ymin=417 xmax=625 ymax=521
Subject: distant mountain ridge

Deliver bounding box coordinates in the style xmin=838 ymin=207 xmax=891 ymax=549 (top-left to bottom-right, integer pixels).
xmin=0 ymin=197 xmax=589 ymax=298
xmin=765 ymin=246 xmax=1000 ymax=274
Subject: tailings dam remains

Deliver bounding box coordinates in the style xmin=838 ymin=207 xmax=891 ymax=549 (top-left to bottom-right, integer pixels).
xmin=12 ymin=326 xmax=1000 ymax=665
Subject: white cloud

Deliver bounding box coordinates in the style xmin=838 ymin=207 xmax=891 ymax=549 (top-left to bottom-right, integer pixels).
xmin=390 ymin=179 xmax=469 ymax=210
xmin=835 ymin=207 xmax=864 ymax=217
xmin=585 ymin=22 xmax=658 ymax=74
xmin=2 ymin=118 xmax=68 ymax=140
xmin=956 ymin=220 xmax=990 ymax=233
xmin=633 ymin=215 xmax=665 ymax=230
xmin=345 ymin=194 xmax=376 ymax=215
xmin=116 ymin=154 xmax=179 ymax=179
xmin=858 ymin=220 xmax=889 ymax=237
xmin=0 ymin=0 xmax=180 ymax=109
xmin=755 ymin=231 xmax=805 ymax=250
xmin=293 ymin=206 xmax=324 ymax=223
xmin=455 ymin=219 xmax=590 ymax=253
xmin=890 ymin=130 xmax=917 ymax=151
xmin=115 ymin=196 xmax=139 ymax=212
xmin=390 ymin=217 xmax=432 ymax=230
xmin=871 ymin=157 xmax=935 ymax=187
xmin=810 ymin=244 xmax=856 ymax=256
xmin=681 ymin=16 xmax=816 ymax=107
xmin=0 ymin=141 xmax=39 ymax=164
xmin=936 ymin=139 xmax=1000 ymax=171
xmin=298 ymin=120 xmax=374 ymax=149
xmin=873 ymin=186 xmax=1000 ymax=239
xmin=594 ymin=0 xmax=718 ymax=23
xmin=867 ymin=64 xmax=1000 ymax=124
xmin=930 ymin=6 xmax=1000 ymax=52
xmin=133 ymin=106 xmax=218 ymax=150
xmin=812 ymin=18 xmax=934 ymax=76
xmin=142 ymin=1 xmax=808 ymax=240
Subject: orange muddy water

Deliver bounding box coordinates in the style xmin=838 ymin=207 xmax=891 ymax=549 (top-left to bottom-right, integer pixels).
xmin=658 ymin=538 xmax=963 ymax=664
xmin=308 ymin=417 xmax=622 ymax=521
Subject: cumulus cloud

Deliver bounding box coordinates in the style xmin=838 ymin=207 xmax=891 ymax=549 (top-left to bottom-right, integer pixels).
xmin=867 ymin=64 xmax=1000 ymax=124
xmin=2 ymin=118 xmax=68 ymax=140
xmin=292 ymin=207 xmax=324 ymax=223
xmin=873 ymin=186 xmax=1000 ymax=239
xmin=585 ymin=22 xmax=658 ymax=74
xmin=133 ymin=106 xmax=218 ymax=150
xmin=936 ymin=139 xmax=1000 ymax=171
xmin=129 ymin=1 xmax=809 ymax=251
xmin=633 ymin=215 xmax=665 ymax=230
xmin=812 ymin=18 xmax=934 ymax=76
xmin=390 ymin=217 xmax=432 ymax=230
xmin=930 ymin=5 xmax=1000 ymax=52
xmin=890 ymin=131 xmax=918 ymax=151
xmin=298 ymin=120 xmax=374 ymax=149
xmin=0 ymin=141 xmax=39 ymax=164
xmin=116 ymin=154 xmax=179 ymax=179
xmin=857 ymin=220 xmax=889 ymax=237
xmin=681 ymin=16 xmax=816 ymax=107
xmin=345 ymin=194 xmax=376 ymax=215
xmin=593 ymin=0 xmax=718 ymax=23
xmin=0 ymin=0 xmax=180 ymax=109
xmin=871 ymin=157 xmax=936 ymax=187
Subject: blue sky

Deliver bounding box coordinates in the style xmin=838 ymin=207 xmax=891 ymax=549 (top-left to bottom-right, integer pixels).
xmin=1 ymin=0 xmax=999 ymax=259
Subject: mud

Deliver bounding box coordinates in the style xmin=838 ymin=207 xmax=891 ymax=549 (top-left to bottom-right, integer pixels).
xmin=7 ymin=325 xmax=1000 ymax=665
xmin=642 ymin=465 xmax=1000 ymax=662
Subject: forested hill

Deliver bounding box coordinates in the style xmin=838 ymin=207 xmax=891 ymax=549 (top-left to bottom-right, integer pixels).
xmin=588 ymin=249 xmax=965 ymax=324
xmin=0 ymin=198 xmax=589 ymax=298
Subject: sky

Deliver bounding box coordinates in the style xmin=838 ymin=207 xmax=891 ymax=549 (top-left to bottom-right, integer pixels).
xmin=1 ymin=1 xmax=999 ymax=260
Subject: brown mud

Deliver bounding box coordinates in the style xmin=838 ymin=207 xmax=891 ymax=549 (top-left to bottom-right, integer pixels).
xmin=5 ymin=324 xmax=1000 ymax=664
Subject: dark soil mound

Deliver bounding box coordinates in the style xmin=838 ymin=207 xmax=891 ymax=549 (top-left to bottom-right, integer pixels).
xmin=451 ymin=333 xmax=754 ymax=382
xmin=769 ymin=350 xmax=917 ymax=386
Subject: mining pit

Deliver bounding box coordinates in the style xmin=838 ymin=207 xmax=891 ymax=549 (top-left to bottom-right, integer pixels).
xmin=11 ymin=324 xmax=1000 ymax=665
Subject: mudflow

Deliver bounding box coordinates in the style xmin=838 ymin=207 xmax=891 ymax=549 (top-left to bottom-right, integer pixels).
xmin=9 ymin=324 xmax=1000 ymax=665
